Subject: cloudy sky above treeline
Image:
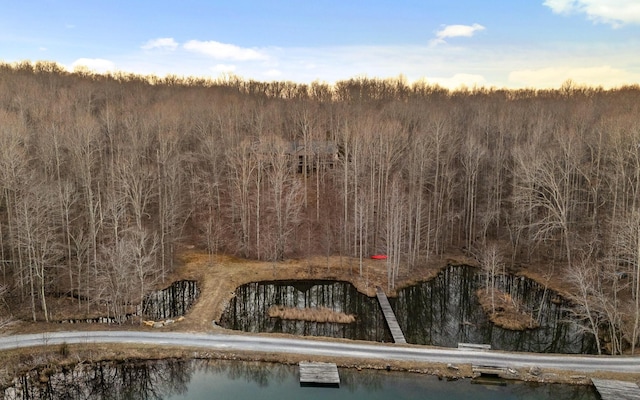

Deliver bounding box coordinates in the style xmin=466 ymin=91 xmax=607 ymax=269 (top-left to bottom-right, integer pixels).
xmin=2 ymin=0 xmax=639 ymax=88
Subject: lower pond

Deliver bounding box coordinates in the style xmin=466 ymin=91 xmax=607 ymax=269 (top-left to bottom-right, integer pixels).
xmin=3 ymin=359 xmax=598 ymax=399
xmin=220 ymin=265 xmax=597 ymax=354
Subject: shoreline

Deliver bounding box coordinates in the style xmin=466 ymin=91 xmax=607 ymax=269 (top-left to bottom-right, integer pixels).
xmin=2 ymin=330 xmax=640 ymax=390
xmin=0 ymin=341 xmax=612 ymax=389
xmin=2 ymin=253 xmax=639 ymax=389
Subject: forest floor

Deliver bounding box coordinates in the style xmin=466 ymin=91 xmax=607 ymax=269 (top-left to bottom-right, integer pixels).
xmin=4 ymin=250 xmax=639 ymax=388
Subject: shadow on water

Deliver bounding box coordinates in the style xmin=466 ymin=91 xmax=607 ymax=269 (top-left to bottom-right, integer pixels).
xmin=394 ymin=266 xmax=597 ymax=354
xmin=57 ymin=280 xmax=200 ymax=324
xmin=221 ymin=266 xmax=596 ymax=354
xmin=3 ymin=359 xmax=599 ymax=399
xmin=219 ymin=280 xmax=393 ymax=342
xmin=141 ymin=280 xmax=200 ymax=320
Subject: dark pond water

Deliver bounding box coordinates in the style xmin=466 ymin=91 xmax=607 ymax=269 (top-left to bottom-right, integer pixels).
xmin=394 ymin=266 xmax=597 ymax=353
xmin=141 ymin=280 xmax=200 ymax=320
xmin=220 ymin=280 xmax=392 ymax=342
xmin=3 ymin=359 xmax=598 ymax=399
xmin=220 ymin=266 xmax=596 ymax=354
xmin=57 ymin=280 xmax=199 ymax=324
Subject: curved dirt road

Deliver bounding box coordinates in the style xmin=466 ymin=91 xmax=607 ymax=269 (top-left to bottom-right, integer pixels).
xmin=1 ymin=330 xmax=639 ymax=373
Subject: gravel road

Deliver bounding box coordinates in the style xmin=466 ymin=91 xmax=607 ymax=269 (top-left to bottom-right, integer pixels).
xmin=2 ymin=330 xmax=639 ymax=373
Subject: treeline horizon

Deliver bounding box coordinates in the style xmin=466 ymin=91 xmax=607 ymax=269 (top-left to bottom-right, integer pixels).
xmin=4 ymin=59 xmax=639 ymax=98
xmin=1 ymin=60 xmax=640 ymax=354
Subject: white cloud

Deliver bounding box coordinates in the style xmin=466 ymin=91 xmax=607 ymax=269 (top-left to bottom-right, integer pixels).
xmin=264 ymin=69 xmax=282 ymax=78
xmin=95 ymin=37 xmax=640 ymax=89
xmin=212 ymin=64 xmax=237 ymax=73
xmin=70 ymin=58 xmax=115 ymax=73
xmin=142 ymin=38 xmax=179 ymax=51
xmin=431 ymin=23 xmax=485 ymax=45
xmin=183 ymin=40 xmax=267 ymax=61
xmin=509 ymin=65 xmax=640 ymax=88
xmin=543 ymin=0 xmax=640 ymax=26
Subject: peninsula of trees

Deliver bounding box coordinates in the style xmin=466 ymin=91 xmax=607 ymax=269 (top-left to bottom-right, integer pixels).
xmin=1 ymin=61 xmax=639 ymax=354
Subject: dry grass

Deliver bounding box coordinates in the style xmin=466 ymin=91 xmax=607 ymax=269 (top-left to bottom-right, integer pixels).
xmin=476 ymin=288 xmax=540 ymax=330
xmin=159 ymin=251 xmax=466 ymax=332
xmin=7 ymin=250 xmax=476 ymax=334
xmin=267 ymin=306 xmax=355 ymax=323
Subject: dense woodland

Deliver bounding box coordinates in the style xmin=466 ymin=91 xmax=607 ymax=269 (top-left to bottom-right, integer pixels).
xmin=1 ymin=61 xmax=640 ymax=354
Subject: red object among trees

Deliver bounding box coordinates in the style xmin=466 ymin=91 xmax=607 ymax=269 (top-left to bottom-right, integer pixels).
xmin=370 ymin=254 xmax=388 ymax=260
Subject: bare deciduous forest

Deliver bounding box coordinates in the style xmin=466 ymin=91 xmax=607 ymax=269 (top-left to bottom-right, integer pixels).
xmin=1 ymin=61 xmax=640 ymax=354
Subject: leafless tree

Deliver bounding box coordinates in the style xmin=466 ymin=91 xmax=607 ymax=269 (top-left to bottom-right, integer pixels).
xmin=263 ymin=136 xmax=304 ymax=261
xmin=612 ymin=210 xmax=640 ymax=353
xmin=96 ymin=228 xmax=159 ymax=323
xmin=13 ymin=179 xmax=62 ymax=321
xmin=68 ymin=116 xmax=102 ymax=288
xmin=384 ymin=177 xmax=406 ymax=290
xmin=460 ymin=134 xmax=487 ymax=251
xmin=564 ymin=257 xmax=604 ymax=355
xmin=478 ymin=243 xmax=504 ymax=312
xmin=0 ymin=283 xmax=14 ymax=330
xmin=512 ymin=132 xmax=582 ymax=269
xmin=226 ymin=138 xmax=258 ymax=257
xmin=155 ymin=129 xmax=188 ymax=280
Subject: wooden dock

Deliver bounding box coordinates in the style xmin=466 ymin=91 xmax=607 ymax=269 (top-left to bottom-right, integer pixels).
xmin=591 ymin=379 xmax=640 ymax=400
xmin=375 ymin=286 xmax=406 ymax=344
xmin=299 ymin=362 xmax=340 ymax=387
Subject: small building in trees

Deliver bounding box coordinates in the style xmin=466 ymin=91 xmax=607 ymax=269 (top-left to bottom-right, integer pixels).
xmin=250 ymin=138 xmax=338 ymax=174
xmin=287 ymin=140 xmax=338 ymax=173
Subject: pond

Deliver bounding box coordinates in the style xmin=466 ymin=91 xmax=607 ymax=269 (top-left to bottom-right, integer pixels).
xmin=220 ymin=265 xmax=597 ymax=354
xmin=57 ymin=280 xmax=200 ymax=324
xmin=220 ymin=280 xmax=392 ymax=342
xmin=3 ymin=359 xmax=598 ymax=399
xmin=140 ymin=280 xmax=200 ymax=320
xmin=394 ymin=266 xmax=596 ymax=353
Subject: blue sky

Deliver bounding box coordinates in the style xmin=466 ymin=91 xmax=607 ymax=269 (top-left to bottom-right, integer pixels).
xmin=1 ymin=0 xmax=639 ymax=88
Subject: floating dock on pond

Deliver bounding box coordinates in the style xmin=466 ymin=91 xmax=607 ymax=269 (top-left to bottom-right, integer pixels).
xmin=591 ymin=378 xmax=640 ymax=400
xmin=375 ymin=286 xmax=406 ymax=344
xmin=299 ymin=362 xmax=340 ymax=387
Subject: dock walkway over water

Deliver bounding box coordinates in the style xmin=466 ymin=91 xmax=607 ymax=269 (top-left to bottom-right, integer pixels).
xmin=375 ymin=286 xmax=406 ymax=344
xmin=591 ymin=379 xmax=640 ymax=400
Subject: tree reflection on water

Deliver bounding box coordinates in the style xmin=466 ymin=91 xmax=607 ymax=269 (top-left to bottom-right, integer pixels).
xmin=221 ymin=266 xmax=596 ymax=354
xmin=3 ymin=359 xmax=598 ymax=400
xmin=220 ymin=279 xmax=392 ymax=342
xmin=5 ymin=359 xmax=191 ymax=400
xmin=394 ymin=266 xmax=597 ymax=353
